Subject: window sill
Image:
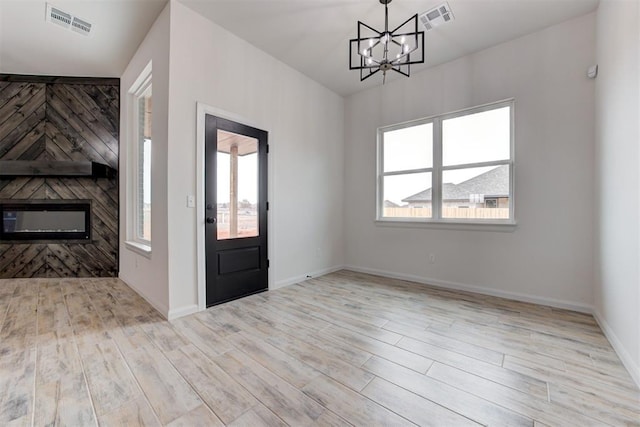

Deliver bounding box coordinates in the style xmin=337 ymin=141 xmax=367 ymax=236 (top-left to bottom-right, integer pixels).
xmin=375 ymin=219 xmax=517 ymax=232
xmin=125 ymin=241 xmax=152 ymax=258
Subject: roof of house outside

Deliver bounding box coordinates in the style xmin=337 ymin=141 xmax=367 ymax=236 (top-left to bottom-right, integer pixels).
xmin=402 ymin=164 xmax=509 ymax=203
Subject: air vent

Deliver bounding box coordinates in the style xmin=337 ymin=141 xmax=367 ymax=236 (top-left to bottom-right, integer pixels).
xmin=71 ymin=17 xmax=92 ymax=36
xmin=46 ymin=4 xmax=71 ymax=29
xmin=45 ymin=3 xmax=92 ymax=36
xmin=419 ymin=2 xmax=454 ymax=31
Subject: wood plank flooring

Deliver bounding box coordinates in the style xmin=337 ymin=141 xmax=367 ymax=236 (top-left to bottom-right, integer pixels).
xmin=0 ymin=270 xmax=638 ymax=426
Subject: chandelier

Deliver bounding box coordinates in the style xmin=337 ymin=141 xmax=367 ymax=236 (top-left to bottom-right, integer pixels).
xmin=350 ymin=0 xmax=425 ymax=82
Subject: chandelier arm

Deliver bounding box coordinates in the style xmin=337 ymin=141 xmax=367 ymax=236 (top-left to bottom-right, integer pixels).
xmin=391 ymin=65 xmax=410 ymax=77
xmin=361 ymin=68 xmax=381 ymax=81
xmin=350 ymin=38 xmax=384 ymax=69
xmin=354 ymin=61 xmax=384 ymax=70
xmin=390 ymin=13 xmax=419 ymax=34
xmin=389 ymin=30 xmax=423 ymax=40
xmin=363 ymin=58 xmax=382 ymax=66
xmin=357 ymin=21 xmax=383 ymax=36
xmin=390 ymin=32 xmax=424 ymax=64
xmin=350 ymin=44 xmax=384 ymax=70
xmin=390 ymin=39 xmax=419 ymax=60
xmin=391 ymin=51 xmax=414 ymax=64
xmin=352 ymin=37 xmax=382 ymax=53
xmin=390 ymin=39 xmax=416 ymax=51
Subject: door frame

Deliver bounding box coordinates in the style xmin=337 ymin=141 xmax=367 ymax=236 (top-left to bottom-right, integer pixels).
xmin=196 ymin=102 xmax=272 ymax=311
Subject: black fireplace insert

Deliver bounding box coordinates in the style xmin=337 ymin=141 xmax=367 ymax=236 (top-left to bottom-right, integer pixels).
xmin=0 ymin=200 xmax=91 ymax=241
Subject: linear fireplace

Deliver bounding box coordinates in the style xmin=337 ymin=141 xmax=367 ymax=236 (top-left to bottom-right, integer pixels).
xmin=0 ymin=200 xmax=91 ymax=242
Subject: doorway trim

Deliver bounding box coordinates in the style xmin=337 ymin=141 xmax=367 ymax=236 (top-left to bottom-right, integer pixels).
xmin=196 ymin=102 xmax=272 ymax=311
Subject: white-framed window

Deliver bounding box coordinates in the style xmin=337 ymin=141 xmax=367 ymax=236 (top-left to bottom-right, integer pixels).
xmin=377 ymin=99 xmax=514 ymax=225
xmin=127 ymin=64 xmax=152 ymax=251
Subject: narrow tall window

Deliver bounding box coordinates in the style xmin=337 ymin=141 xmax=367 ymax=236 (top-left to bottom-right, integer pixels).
xmin=128 ymin=66 xmax=152 ymax=249
xmin=136 ymin=85 xmax=152 ymax=242
xmin=378 ymin=100 xmax=514 ymax=224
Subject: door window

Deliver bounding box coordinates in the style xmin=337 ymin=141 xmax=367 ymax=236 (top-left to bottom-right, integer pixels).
xmin=216 ymin=130 xmax=259 ymax=240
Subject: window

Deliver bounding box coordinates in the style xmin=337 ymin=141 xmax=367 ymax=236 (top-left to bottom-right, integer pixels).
xmin=377 ymin=100 xmax=514 ymax=224
xmin=128 ymin=65 xmax=152 ymax=251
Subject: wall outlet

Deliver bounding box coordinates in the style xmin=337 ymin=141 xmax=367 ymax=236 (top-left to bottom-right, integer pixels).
xmin=186 ymin=195 xmax=195 ymax=208
xmin=429 ymin=253 xmax=436 ymax=264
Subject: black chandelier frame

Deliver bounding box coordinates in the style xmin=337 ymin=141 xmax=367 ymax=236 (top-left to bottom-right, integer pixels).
xmin=349 ymin=0 xmax=425 ymax=82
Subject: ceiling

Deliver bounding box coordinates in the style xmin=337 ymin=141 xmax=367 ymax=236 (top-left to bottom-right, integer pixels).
xmin=0 ymin=0 xmax=167 ymax=78
xmin=0 ymin=0 xmax=598 ymax=97
xmin=180 ymin=0 xmax=599 ymax=96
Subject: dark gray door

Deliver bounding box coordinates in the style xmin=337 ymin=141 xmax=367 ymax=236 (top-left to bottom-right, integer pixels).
xmin=204 ymin=115 xmax=268 ymax=306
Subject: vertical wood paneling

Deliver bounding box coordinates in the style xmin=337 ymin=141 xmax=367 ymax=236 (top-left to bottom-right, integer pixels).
xmin=0 ymin=77 xmax=119 ymax=278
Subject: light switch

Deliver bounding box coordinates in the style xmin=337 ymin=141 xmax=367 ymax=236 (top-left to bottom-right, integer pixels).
xmin=187 ymin=195 xmax=195 ymax=208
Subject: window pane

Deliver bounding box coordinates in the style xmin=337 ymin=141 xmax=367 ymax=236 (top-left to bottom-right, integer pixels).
xmin=443 ymin=106 xmax=510 ymax=166
xmin=441 ymin=165 xmax=510 ymax=219
xmin=383 ymin=123 xmax=432 ymax=172
xmin=137 ymin=84 xmax=152 ymax=242
xmin=382 ymin=172 xmax=432 ymax=218
xmin=217 ymin=130 xmax=259 ymax=240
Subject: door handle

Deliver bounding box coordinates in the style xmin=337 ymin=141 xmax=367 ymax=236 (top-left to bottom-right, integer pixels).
xmin=206 ymin=217 xmax=216 ymax=224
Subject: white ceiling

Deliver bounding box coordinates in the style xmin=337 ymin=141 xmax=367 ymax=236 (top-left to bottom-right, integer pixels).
xmin=0 ymin=0 xmax=598 ymax=96
xmin=0 ymin=0 xmax=167 ymax=78
xmin=180 ymin=0 xmax=599 ymax=96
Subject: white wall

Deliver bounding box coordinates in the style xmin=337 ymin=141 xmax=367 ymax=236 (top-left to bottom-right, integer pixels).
xmin=344 ymin=13 xmax=596 ymax=311
xmin=119 ymin=4 xmax=171 ymax=314
xmin=119 ymin=0 xmax=638 ymax=387
xmin=165 ymin=2 xmax=344 ymax=316
xmin=594 ymin=0 xmax=640 ymax=386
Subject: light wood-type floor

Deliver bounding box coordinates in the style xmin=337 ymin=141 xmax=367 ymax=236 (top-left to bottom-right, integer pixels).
xmin=1 ymin=270 xmax=638 ymax=426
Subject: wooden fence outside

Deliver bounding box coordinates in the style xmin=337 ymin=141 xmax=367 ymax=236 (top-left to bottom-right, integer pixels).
xmin=383 ymin=207 xmax=509 ymax=219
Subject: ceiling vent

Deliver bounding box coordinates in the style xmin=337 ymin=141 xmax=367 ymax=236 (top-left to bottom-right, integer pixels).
xmin=46 ymin=3 xmax=92 ymax=36
xmin=419 ymin=2 xmax=454 ymax=31
xmin=46 ymin=4 xmax=71 ymax=29
xmin=71 ymin=17 xmax=92 ymax=36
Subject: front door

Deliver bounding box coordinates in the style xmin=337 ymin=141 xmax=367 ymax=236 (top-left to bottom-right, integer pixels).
xmin=204 ymin=115 xmax=268 ymax=307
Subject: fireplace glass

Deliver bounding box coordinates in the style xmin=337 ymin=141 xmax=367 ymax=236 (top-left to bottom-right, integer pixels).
xmin=0 ymin=202 xmax=91 ymax=241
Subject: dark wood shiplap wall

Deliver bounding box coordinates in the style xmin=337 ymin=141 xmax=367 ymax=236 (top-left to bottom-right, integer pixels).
xmin=0 ymin=76 xmax=119 ymax=278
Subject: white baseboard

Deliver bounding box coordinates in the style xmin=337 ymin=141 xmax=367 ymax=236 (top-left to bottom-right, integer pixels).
xmin=592 ymin=309 xmax=640 ymax=388
xmin=118 ymin=274 xmax=169 ymax=320
xmin=273 ymin=265 xmax=345 ymax=290
xmin=167 ymin=304 xmax=199 ymax=321
xmin=343 ymin=265 xmax=593 ymax=313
